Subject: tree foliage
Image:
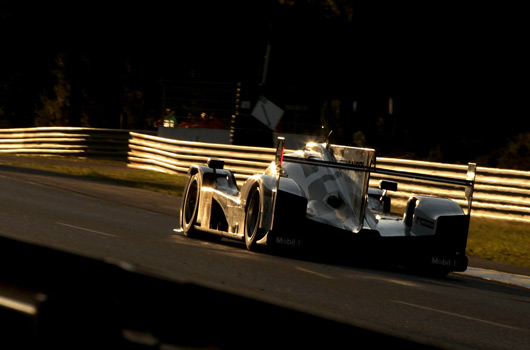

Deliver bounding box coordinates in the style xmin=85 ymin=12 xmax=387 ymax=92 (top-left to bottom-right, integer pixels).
xmin=34 ymin=55 xmax=71 ymax=126
xmin=0 ymin=0 xmax=528 ymax=168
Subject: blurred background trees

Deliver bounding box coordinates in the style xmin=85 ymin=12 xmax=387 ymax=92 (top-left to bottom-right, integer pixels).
xmin=0 ymin=0 xmax=528 ymax=168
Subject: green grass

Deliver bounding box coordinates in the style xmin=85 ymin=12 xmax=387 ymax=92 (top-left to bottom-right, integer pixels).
xmin=83 ymin=168 xmax=189 ymax=196
xmin=2 ymin=156 xmax=529 ymax=268
xmin=2 ymin=156 xmax=189 ymax=196
xmin=468 ymin=217 xmax=530 ymax=268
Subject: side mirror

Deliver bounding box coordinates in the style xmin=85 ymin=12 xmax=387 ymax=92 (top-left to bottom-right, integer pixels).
xmin=379 ymin=180 xmax=398 ymax=192
xmin=207 ymin=158 xmax=224 ymax=170
xmin=378 ymin=180 xmax=397 ymax=212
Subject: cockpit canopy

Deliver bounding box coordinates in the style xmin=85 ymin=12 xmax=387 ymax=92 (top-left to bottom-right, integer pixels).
xmin=282 ymin=142 xmax=376 ymax=233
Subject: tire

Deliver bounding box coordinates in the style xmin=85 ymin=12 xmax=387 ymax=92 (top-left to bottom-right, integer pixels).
xmin=181 ymin=174 xmax=200 ymax=237
xmin=244 ymin=186 xmax=266 ymax=250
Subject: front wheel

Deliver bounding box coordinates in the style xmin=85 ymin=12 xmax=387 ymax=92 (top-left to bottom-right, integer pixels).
xmin=181 ymin=174 xmax=200 ymax=237
xmin=244 ymin=186 xmax=266 ymax=250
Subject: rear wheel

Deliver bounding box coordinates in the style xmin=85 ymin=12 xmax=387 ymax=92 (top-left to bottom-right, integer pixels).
xmin=245 ymin=186 xmax=266 ymax=250
xmin=181 ymin=174 xmax=200 ymax=237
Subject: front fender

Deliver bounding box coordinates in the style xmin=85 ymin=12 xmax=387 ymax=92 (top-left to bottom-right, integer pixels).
xmin=239 ymin=175 xmax=275 ymax=231
xmin=185 ymin=165 xmax=238 ymax=229
xmin=240 ymin=175 xmax=305 ymax=234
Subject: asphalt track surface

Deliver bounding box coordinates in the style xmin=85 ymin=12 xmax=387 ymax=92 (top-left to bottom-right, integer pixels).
xmin=0 ymin=160 xmax=529 ymax=349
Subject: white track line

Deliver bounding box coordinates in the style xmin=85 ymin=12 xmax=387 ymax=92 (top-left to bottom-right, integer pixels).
xmin=57 ymin=222 xmax=116 ymax=237
xmin=392 ymin=300 xmax=523 ymax=331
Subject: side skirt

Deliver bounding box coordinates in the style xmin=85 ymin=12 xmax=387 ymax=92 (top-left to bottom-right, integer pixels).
xmin=194 ymin=225 xmax=244 ymax=241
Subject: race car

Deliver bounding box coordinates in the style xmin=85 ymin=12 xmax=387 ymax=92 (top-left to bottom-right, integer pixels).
xmin=177 ymin=137 xmax=476 ymax=274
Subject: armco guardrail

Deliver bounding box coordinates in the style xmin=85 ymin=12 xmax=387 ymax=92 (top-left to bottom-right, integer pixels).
xmin=0 ymin=127 xmax=139 ymax=160
xmin=371 ymin=158 xmax=530 ymax=223
xmin=127 ymin=132 xmax=530 ymax=223
xmin=1 ymin=127 xmax=528 ymax=222
xmin=127 ymin=132 xmax=277 ymax=184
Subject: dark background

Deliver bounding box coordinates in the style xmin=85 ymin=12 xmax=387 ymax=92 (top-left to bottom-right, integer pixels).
xmin=0 ymin=0 xmax=528 ymax=168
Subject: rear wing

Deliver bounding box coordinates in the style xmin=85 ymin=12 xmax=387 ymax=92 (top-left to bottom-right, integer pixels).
xmin=373 ymin=162 xmax=476 ymax=215
xmin=275 ymin=138 xmax=476 ymax=217
xmin=465 ymin=163 xmax=477 ymax=215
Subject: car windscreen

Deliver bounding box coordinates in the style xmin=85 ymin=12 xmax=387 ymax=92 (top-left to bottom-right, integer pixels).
xmin=329 ymin=145 xmax=376 ymax=226
xmin=282 ymin=144 xmax=375 ymax=232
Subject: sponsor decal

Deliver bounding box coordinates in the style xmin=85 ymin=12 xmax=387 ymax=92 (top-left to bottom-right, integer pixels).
xmin=275 ymin=237 xmax=302 ymax=247
xmin=431 ymin=257 xmax=458 ymax=267
xmin=415 ymin=216 xmax=435 ymax=229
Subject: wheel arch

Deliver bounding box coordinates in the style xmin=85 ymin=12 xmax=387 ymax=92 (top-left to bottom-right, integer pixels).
xmin=181 ymin=165 xmax=216 ymax=230
xmin=242 ymin=175 xmax=277 ymax=233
